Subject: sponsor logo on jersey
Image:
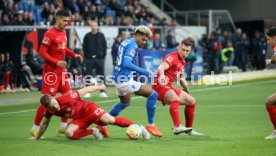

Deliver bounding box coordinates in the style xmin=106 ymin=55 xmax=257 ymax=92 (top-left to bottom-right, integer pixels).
xmin=130 ymin=49 xmax=135 ymax=56
xmin=42 ymin=37 xmax=49 ymax=44
xmin=166 ymin=56 xmax=174 ymax=63
xmin=58 ymin=42 xmax=66 ymax=49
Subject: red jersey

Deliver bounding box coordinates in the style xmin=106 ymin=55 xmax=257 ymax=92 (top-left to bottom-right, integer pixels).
xmin=274 ymin=44 xmax=276 ymax=53
xmin=44 ymin=91 xmax=103 ymax=119
xmin=39 ymin=27 xmax=75 ymax=75
xmin=154 ymin=52 xmax=186 ymax=86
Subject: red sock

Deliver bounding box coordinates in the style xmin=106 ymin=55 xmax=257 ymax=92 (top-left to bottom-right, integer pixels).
xmin=61 ymin=117 xmax=68 ymax=123
xmin=34 ymin=104 xmax=45 ymax=126
xmin=170 ymin=100 xmax=181 ymax=127
xmin=4 ymin=72 xmax=10 ymax=89
xmin=114 ymin=116 xmax=134 ymax=127
xmin=70 ymin=129 xmax=93 ymax=140
xmin=185 ymin=103 xmax=196 ymax=128
xmin=266 ymin=105 xmax=276 ymax=130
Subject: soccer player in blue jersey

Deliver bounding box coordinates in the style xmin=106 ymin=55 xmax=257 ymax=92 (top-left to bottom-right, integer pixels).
xmin=97 ymin=26 xmax=163 ymax=137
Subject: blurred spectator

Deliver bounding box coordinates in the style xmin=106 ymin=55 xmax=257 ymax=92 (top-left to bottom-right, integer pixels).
xmin=221 ymin=40 xmax=234 ymax=67
xmin=0 ymin=53 xmax=4 ymax=93
xmin=159 ymin=17 xmax=169 ymax=27
xmin=251 ymin=31 xmax=266 ymax=70
xmin=62 ymin=0 xmax=79 ymax=14
xmin=3 ymin=52 xmax=16 ymax=93
xmin=185 ymin=35 xmax=197 ymax=80
xmin=12 ymin=13 xmax=25 ymax=25
xmin=170 ymin=17 xmax=177 ymax=28
xmin=102 ymin=15 xmax=113 ymax=25
xmin=166 ymin=29 xmax=178 ymax=48
xmin=41 ymin=2 xmax=51 ymax=21
xmin=206 ymin=32 xmax=221 ymax=74
xmin=26 ymin=47 xmax=44 ymax=75
xmin=1 ymin=13 xmax=10 ymax=25
xmin=153 ymin=33 xmax=164 ymax=50
xmin=109 ymin=0 xmax=123 ymax=17
xmin=111 ymin=34 xmax=123 ymax=66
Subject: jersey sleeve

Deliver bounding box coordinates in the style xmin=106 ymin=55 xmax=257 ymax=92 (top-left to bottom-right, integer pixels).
xmin=123 ymin=45 xmax=149 ymax=75
xmin=56 ymin=91 xmax=81 ymax=104
xmin=41 ymin=32 xmax=53 ymax=47
xmin=164 ymin=54 xmax=176 ymax=67
xmin=44 ymin=110 xmax=53 ymax=119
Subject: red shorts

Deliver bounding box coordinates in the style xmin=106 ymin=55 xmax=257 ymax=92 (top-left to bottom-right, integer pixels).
xmin=152 ymin=85 xmax=181 ymax=105
xmin=41 ymin=71 xmax=71 ymax=96
xmin=69 ymin=103 xmax=106 ymax=129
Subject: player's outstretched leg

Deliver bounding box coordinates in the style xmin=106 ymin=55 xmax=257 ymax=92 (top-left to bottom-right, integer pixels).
xmin=184 ymin=103 xmax=203 ymax=136
xmin=145 ymin=91 xmax=163 ymax=137
xmin=265 ymin=94 xmax=276 ymax=139
xmin=109 ymin=102 xmax=129 ymax=117
xmin=65 ymin=124 xmax=102 ymax=140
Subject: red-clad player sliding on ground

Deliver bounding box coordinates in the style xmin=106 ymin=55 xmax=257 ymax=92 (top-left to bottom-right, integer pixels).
xmin=35 ymin=84 xmax=150 ymax=140
xmin=152 ymin=38 xmax=203 ymax=135
xmin=265 ymin=27 xmax=276 ymax=139
xmin=30 ymin=10 xmax=83 ymax=138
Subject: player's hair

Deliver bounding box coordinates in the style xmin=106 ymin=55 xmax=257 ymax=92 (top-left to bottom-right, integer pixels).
xmin=181 ymin=38 xmax=193 ymax=47
xmin=55 ymin=10 xmax=70 ymax=17
xmin=40 ymin=95 xmax=52 ymax=107
xmin=134 ymin=25 xmax=152 ymax=38
xmin=267 ymin=27 xmax=276 ymax=37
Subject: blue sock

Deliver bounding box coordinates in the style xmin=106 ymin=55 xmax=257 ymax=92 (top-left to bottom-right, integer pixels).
xmin=146 ymin=91 xmax=158 ymax=125
xmin=109 ymin=102 xmax=129 ymax=117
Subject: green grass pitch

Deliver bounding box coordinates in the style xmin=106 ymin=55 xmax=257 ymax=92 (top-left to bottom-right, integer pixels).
xmin=0 ymin=78 xmax=276 ymax=156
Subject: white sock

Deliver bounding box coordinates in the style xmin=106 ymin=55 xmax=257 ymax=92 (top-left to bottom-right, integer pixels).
xmin=32 ymin=125 xmax=40 ymax=131
xmin=60 ymin=122 xmax=67 ymax=128
xmin=147 ymin=123 xmax=155 ymax=126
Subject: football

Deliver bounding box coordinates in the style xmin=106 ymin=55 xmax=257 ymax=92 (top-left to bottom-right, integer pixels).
xmin=126 ymin=124 xmax=142 ymax=140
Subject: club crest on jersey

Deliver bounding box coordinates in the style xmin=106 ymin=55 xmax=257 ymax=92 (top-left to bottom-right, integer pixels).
xmin=42 ymin=37 xmax=49 ymax=44
xmin=66 ymin=107 xmax=71 ymax=112
xmin=130 ymin=49 xmax=135 ymax=56
xmin=50 ymin=87 xmax=55 ymax=93
xmin=71 ymin=92 xmax=77 ymax=98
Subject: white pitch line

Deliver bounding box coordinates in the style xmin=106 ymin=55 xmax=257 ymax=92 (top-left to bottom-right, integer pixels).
xmin=0 ymin=79 xmax=275 ymax=115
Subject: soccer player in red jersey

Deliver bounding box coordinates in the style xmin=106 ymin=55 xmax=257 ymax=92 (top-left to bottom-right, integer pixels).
xmin=30 ymin=10 xmax=83 ymax=138
xmin=35 ymin=84 xmax=150 ymax=140
xmin=265 ymin=27 xmax=276 ymax=139
xmin=152 ymin=39 xmax=203 ymax=135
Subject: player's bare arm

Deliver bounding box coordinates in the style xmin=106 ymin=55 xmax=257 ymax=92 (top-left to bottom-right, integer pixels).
xmin=266 ymin=53 xmax=276 ymax=65
xmin=157 ymin=62 xmax=170 ymax=85
xmin=77 ymin=84 xmax=106 ymax=97
xmin=179 ymin=73 xmax=189 ymax=94
xmin=35 ymin=117 xmax=51 ymax=140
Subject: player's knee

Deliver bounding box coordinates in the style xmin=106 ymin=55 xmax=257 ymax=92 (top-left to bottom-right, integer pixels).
xmin=149 ymin=91 xmax=158 ymax=100
xmin=65 ymin=129 xmax=74 ymax=138
xmin=265 ymin=97 xmax=274 ymax=106
xmin=168 ymin=96 xmax=180 ymax=103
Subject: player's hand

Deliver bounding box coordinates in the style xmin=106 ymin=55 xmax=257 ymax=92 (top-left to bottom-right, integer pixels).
xmin=183 ymin=87 xmax=189 ymax=94
xmin=266 ymin=59 xmax=272 ymax=65
xmin=57 ymin=61 xmax=67 ymax=68
xmin=75 ymin=54 xmax=83 ymax=63
xmin=98 ymin=84 xmax=106 ymax=90
xmin=158 ymin=75 xmax=169 ymax=86
xmin=148 ymin=71 xmax=153 ymax=77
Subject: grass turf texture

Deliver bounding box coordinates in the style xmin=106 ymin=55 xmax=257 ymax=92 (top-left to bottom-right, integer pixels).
xmin=0 ymin=78 xmax=276 ymax=156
